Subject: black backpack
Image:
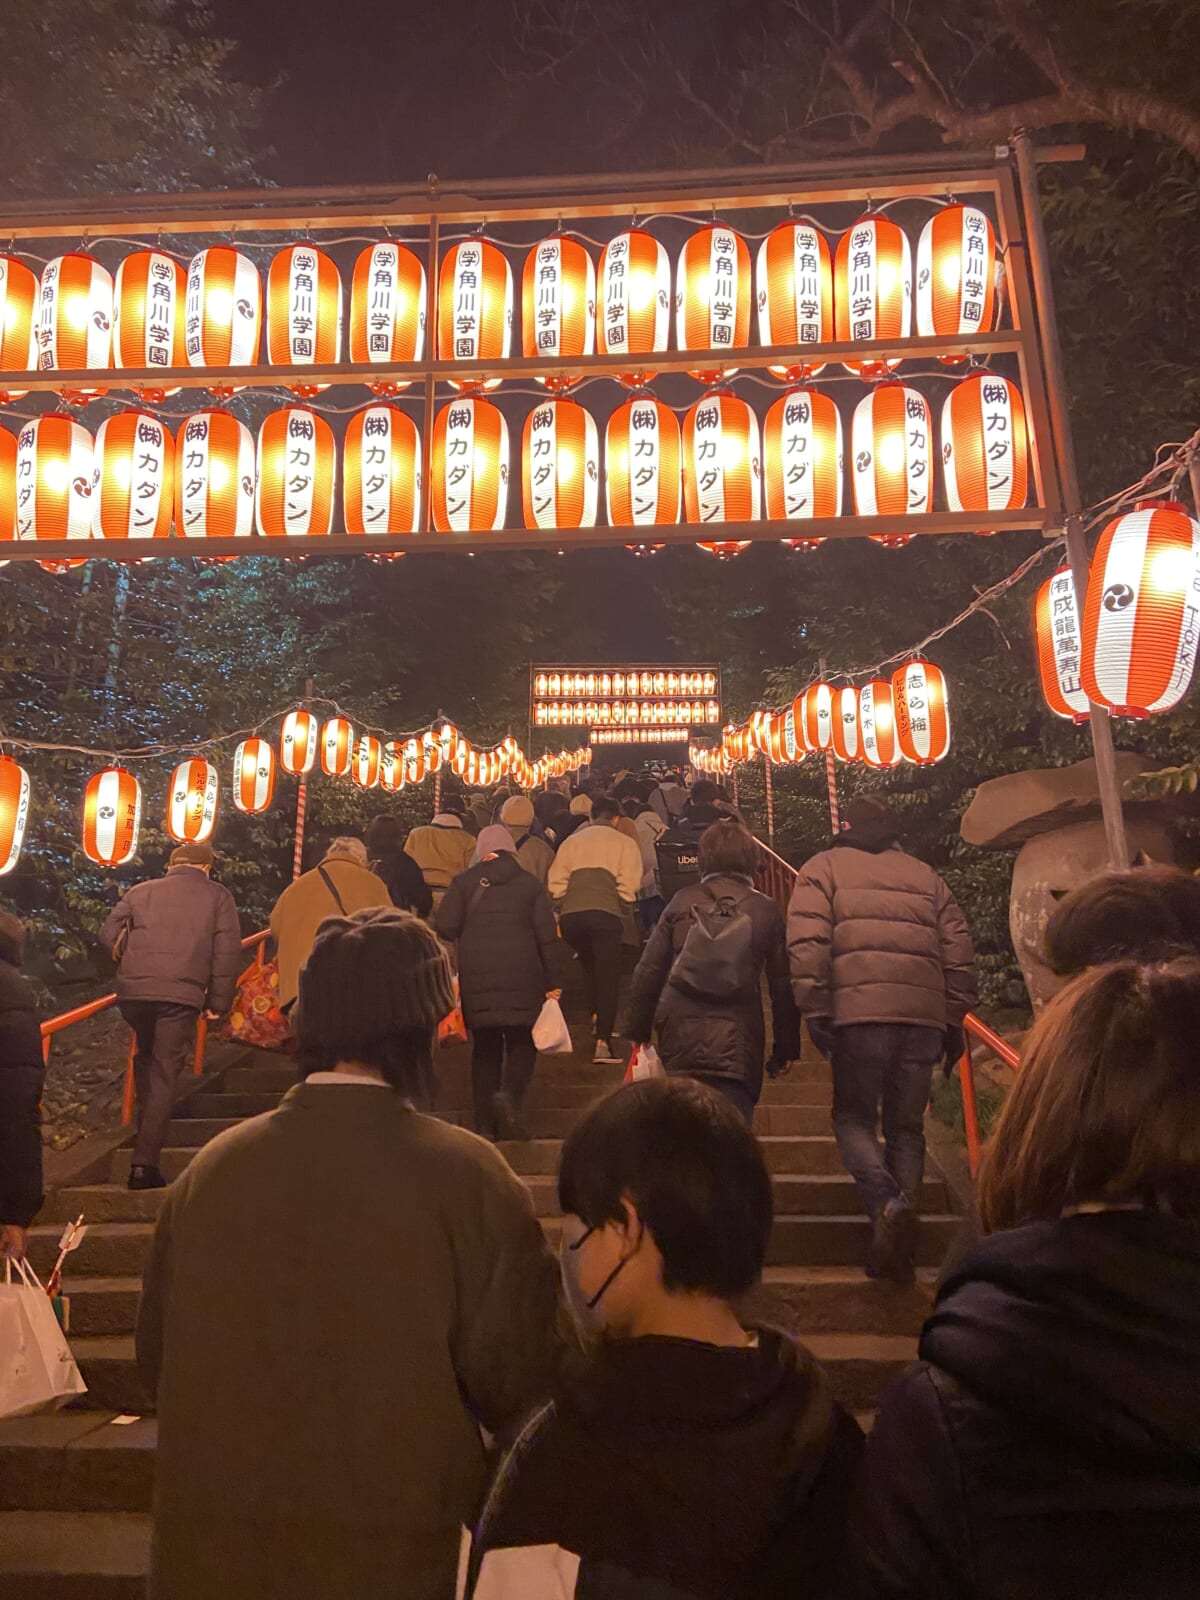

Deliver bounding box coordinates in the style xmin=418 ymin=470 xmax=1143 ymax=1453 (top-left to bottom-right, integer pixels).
xmin=667 ymin=887 xmax=758 ymax=1002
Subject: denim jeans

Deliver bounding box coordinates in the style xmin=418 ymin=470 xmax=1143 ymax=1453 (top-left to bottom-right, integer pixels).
xmin=831 ymin=1023 xmax=944 ymax=1217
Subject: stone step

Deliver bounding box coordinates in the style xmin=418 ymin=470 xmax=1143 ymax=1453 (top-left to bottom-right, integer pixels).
xmin=743 ymin=1267 xmax=932 ymax=1336
xmin=27 ymin=1225 xmax=156 ymax=1281
xmin=219 ymin=1060 xmax=626 ymax=1096
xmin=56 ymin=1279 xmax=142 ymax=1339
xmin=0 ymin=1511 xmax=150 ymax=1598
xmin=0 ymin=1416 xmax=155 ymax=1513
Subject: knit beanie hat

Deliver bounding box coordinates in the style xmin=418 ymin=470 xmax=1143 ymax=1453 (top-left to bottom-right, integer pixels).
xmin=569 ymin=793 xmax=593 ymax=817
xmin=472 ymin=824 xmax=517 ymax=864
xmin=170 ymin=841 xmax=213 ymax=868
xmin=500 ymin=795 xmax=534 ymax=830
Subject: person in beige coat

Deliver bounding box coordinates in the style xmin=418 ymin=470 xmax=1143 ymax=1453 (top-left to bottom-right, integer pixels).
xmin=268 ymin=837 xmax=389 ymax=1010
xmin=404 ymin=807 xmax=477 ymax=910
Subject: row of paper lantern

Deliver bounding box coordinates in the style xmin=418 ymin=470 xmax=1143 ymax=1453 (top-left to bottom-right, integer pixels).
xmin=0 ymin=206 xmax=998 ymax=402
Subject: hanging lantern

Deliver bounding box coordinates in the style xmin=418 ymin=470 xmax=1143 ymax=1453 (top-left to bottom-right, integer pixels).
xmin=349 ymin=241 xmax=426 ymax=394
xmin=184 ymin=246 xmax=262 ymax=392
xmin=606 ymin=393 xmax=680 ymax=528
xmin=256 ymin=406 xmax=336 ymax=537
xmin=756 ymin=221 xmax=833 ymax=381
xmin=37 ymin=254 xmax=113 ymax=401
xmin=321 ymin=718 xmax=355 ymax=778
xmin=344 ymin=404 xmax=421 ymax=536
xmin=748 ymin=710 xmax=772 ymax=755
xmin=763 ymin=387 xmax=843 ymax=551
xmin=675 ymin=223 xmax=752 ymax=383
xmin=175 ymin=409 xmax=255 ymax=541
xmin=82 ymin=767 xmax=142 ymax=867
xmin=232 ymin=738 xmax=276 ymax=814
xmin=892 ymin=658 xmax=952 ymax=763
xmin=831 ymin=685 xmax=862 ymax=762
xmin=522 ymin=397 xmax=598 ymax=529
xmin=379 ymin=741 xmax=403 ymax=792
xmin=0 ymin=255 xmax=39 ymax=403
xmin=851 ymin=383 xmax=932 ymax=547
xmin=280 ymin=709 xmax=318 ymax=775
xmin=352 ymin=734 xmax=382 ymax=790
xmin=859 ymin=679 xmax=902 ymax=767
xmin=522 ymin=235 xmax=595 ymax=390
xmin=15 ymin=415 xmax=95 ymax=572
xmin=113 ymin=251 xmax=186 ymax=401
xmin=422 ymin=729 xmax=443 ymax=775
xmin=796 ymin=683 xmax=832 ymax=752
xmin=597 ymin=228 xmax=671 ymax=388
xmin=942 ymin=372 xmax=1028 ymax=524
xmin=0 ymin=757 xmax=30 ymax=873
xmin=267 ymin=245 xmax=343 ymax=395
xmin=437 ymin=239 xmax=512 ymax=392
xmin=834 ymin=216 xmax=911 ymax=379
xmin=94 ymin=411 xmax=174 ymax=542
xmin=916 ymin=205 xmax=998 ymax=356
xmin=167 ymin=759 xmax=219 ymax=844
xmin=1034 ymin=568 xmax=1089 ymax=723
xmin=781 ymin=705 xmax=801 ymax=763
xmin=682 ymin=391 xmax=760 ymax=559
xmin=1082 ymin=500 xmax=1200 ymax=717
xmin=431 ymin=396 xmax=509 ymax=532
xmin=403 ymin=737 xmax=426 ymax=785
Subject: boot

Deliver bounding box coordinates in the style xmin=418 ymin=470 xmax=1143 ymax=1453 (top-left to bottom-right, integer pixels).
xmin=492 ymin=1090 xmax=529 ymax=1144
xmin=870 ymin=1198 xmax=918 ymax=1285
xmin=128 ymin=1164 xmax=167 ymax=1191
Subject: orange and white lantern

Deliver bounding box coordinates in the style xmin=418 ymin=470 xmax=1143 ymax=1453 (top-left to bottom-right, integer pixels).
xmin=344 ymin=404 xmax=420 ymax=536
xmin=763 ymin=387 xmax=842 ymax=551
xmin=831 ymin=685 xmax=861 ymax=762
xmin=756 ymin=221 xmax=833 ymax=381
xmin=352 ymin=734 xmax=382 ymax=790
xmin=167 ymin=759 xmax=219 ymax=844
xmin=267 ymin=245 xmax=342 ymax=394
xmin=1082 ymin=500 xmax=1200 ymax=717
xmin=0 ymin=425 xmax=15 ymax=553
xmin=916 ymin=205 xmax=998 ymax=353
xmin=942 ymin=372 xmax=1027 ymax=518
xmin=175 ymin=409 xmax=254 ymax=540
xmin=349 ymin=241 xmax=426 ymax=392
xmin=94 ymin=411 xmax=174 ymax=541
xmin=232 ymin=738 xmax=276 ymax=814
xmin=522 ymin=397 xmax=598 ymax=529
xmin=37 ymin=254 xmax=113 ymax=399
xmin=113 ymin=251 xmax=186 ymax=400
xmin=606 ymin=394 xmax=680 ymax=527
xmin=851 ymin=383 xmax=932 ymax=546
xmin=0 ymin=757 xmax=30 ymax=874
xmin=184 ymin=246 xmax=262 ymax=385
xmin=798 ymin=683 xmax=833 ymax=752
xmin=597 ymin=228 xmax=670 ymax=388
xmin=379 ymin=741 xmax=403 ymax=792
xmin=682 ymin=391 xmax=760 ymax=558
xmin=892 ymin=658 xmax=952 ymax=763
xmin=522 ymin=235 xmax=595 ymax=389
xmin=834 ymin=216 xmax=911 ymax=378
xmin=676 ymin=224 xmax=751 ymax=383
xmin=82 ymin=767 xmax=142 ymax=867
xmin=431 ymin=396 xmax=509 ymax=532
xmin=858 ymin=679 xmax=902 ymax=767
xmin=256 ymin=407 xmax=336 ymax=537
xmin=422 ymin=730 xmax=443 ymax=776
xmin=280 ymin=709 xmax=318 ymax=775
xmin=15 ymin=415 xmax=95 ymax=569
xmin=321 ymin=718 xmax=355 ymax=778
xmin=781 ymin=704 xmax=801 ymax=763
xmin=438 ymin=239 xmax=512 ymax=391
xmin=0 ymin=255 xmax=40 ymax=403
xmin=403 ymin=738 xmax=426 ymax=786
xmin=1034 ymin=568 xmax=1089 ymax=723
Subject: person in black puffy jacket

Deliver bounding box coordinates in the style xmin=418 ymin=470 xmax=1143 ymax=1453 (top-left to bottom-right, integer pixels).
xmin=0 ymin=909 xmax=44 ymax=1259
xmin=364 ymin=814 xmax=433 ymax=919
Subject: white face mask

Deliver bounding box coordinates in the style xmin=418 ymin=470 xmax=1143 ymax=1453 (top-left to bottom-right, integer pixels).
xmin=559 ymin=1225 xmax=629 ymax=1335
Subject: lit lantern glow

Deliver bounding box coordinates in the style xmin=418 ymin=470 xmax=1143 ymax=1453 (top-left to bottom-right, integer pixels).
xmin=682 ymin=391 xmax=760 ymax=559
xmin=834 ymin=215 xmax=911 ymax=378
xmin=0 ymin=255 xmax=39 ymax=403
xmin=280 ymin=710 xmax=318 ymax=775
xmin=1034 ymin=568 xmax=1089 ymax=723
xmin=782 ymin=705 xmax=801 ymax=762
xmin=267 ymin=245 xmax=343 ymax=395
xmin=0 ymin=757 xmax=30 ymax=873
xmin=942 ymin=372 xmax=1027 ymax=521
xmin=748 ymin=710 xmax=773 ymax=755
xmin=379 ymin=741 xmax=403 ymax=792
xmin=606 ymin=394 xmax=680 ymax=527
xmin=892 ymin=658 xmax=952 ymax=763
xmin=437 ymin=239 xmax=512 ymax=392
xmin=522 ymin=397 xmax=598 ymax=529
xmin=756 ymin=221 xmax=833 ymax=381
xmin=175 ymin=409 xmax=255 ymax=541
xmin=0 ymin=424 xmax=17 ymax=557
xmin=1081 ymin=500 xmax=1200 ymax=717
xmin=232 ymin=738 xmax=276 ymax=813
xmin=167 ymin=759 xmax=219 ymax=844
xmin=431 ymin=396 xmax=509 ymax=532
xmin=256 ymin=407 xmax=336 ymax=537
xmin=82 ymin=767 xmax=142 ymax=866
xmin=352 ymin=734 xmax=382 ymax=790
xmin=422 ymin=730 xmax=443 ymax=775
xmin=831 ymin=685 xmax=862 ymax=762
xmin=113 ymin=251 xmax=186 ymax=401
xmin=916 ymin=205 xmax=998 ymax=356
xmin=403 ymin=738 xmax=426 ymax=785
xmin=321 ymin=718 xmax=355 ymax=778
xmin=522 ymin=235 xmax=595 ymax=390
xmin=798 ymin=683 xmax=833 ymax=752
xmin=675 ymin=223 xmax=752 ymax=383
xmin=597 ymin=228 xmax=671 ymax=387
xmin=15 ymin=415 xmax=95 ymax=572
xmin=851 ymin=383 xmax=932 ymax=548
xmin=37 ymin=254 xmax=113 ymax=400
xmin=859 ymin=679 xmax=902 ymax=767
xmin=344 ymin=404 xmax=420 ymax=536
xmin=94 ymin=411 xmax=174 ymax=541
xmin=763 ymin=387 xmax=843 ymax=552
xmin=350 ymin=242 xmax=426 ymax=394
xmin=184 ymin=247 xmax=262 ymax=391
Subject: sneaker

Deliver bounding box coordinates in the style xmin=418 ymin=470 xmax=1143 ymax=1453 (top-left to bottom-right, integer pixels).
xmin=593 ymin=1039 xmax=620 ymax=1064
xmin=492 ymin=1091 xmax=529 ymax=1144
xmin=128 ymin=1164 xmax=167 ymax=1192
xmin=871 ymin=1199 xmax=918 ymax=1285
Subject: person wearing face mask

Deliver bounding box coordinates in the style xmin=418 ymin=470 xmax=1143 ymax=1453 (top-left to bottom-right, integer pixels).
xmin=463 ymin=1077 xmax=863 ymax=1600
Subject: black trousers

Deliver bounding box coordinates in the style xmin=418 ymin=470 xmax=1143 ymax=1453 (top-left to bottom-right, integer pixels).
xmin=471 ymin=1025 xmax=537 ymax=1138
xmin=119 ymin=1001 xmax=199 ymax=1169
xmin=559 ymin=910 xmax=623 ymax=1042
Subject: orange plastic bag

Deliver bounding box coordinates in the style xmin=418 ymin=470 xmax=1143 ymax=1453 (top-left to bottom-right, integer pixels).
xmin=437 ymin=977 xmax=468 ymax=1044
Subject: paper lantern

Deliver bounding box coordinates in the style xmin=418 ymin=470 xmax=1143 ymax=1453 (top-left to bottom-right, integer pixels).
xmin=431 ymin=396 xmax=509 ymax=532
xmin=1082 ymin=500 xmax=1200 ymax=717
xmin=422 ymin=729 xmax=443 ymax=775
xmin=113 ymin=251 xmax=186 ymax=401
xmin=859 ymin=679 xmax=902 ymax=767
xmin=797 ymin=683 xmax=833 ymax=752
xmin=942 ymin=373 xmax=1027 ymax=520
xmin=675 ymin=223 xmax=752 ymax=383
xmin=782 ymin=705 xmax=801 ymax=763
xmin=344 ymin=404 xmax=420 ymax=536
xmin=15 ymin=415 xmax=95 ymax=571
xmin=267 ymin=245 xmax=342 ymax=395
xmin=379 ymin=741 xmax=403 ymax=792
xmin=94 ymin=411 xmax=174 ymax=541
xmin=0 ymin=757 xmax=30 ymax=873
xmin=0 ymin=255 xmax=39 ymax=403
xmin=175 ymin=409 xmax=255 ymax=541
xmin=167 ymin=759 xmax=219 ymax=843
xmin=233 ymin=738 xmax=276 ymax=814
xmin=892 ymin=658 xmax=952 ymax=763
xmin=851 ymin=383 xmax=932 ymax=547
xmin=36 ymin=254 xmax=113 ymax=401
xmin=437 ymin=239 xmax=512 ymax=391
xmin=834 ymin=216 xmax=911 ymax=378
xmin=522 ymin=397 xmax=598 ymax=529
xmin=403 ymin=737 xmax=426 ymax=785
xmin=0 ymin=425 xmax=17 ymax=559
xmin=184 ymin=246 xmax=262 ymax=391
xmin=767 ymin=714 xmax=790 ymax=765
xmin=321 ymin=718 xmax=355 ymax=778
xmin=763 ymin=387 xmax=843 ymax=551
xmin=522 ymin=235 xmax=595 ymax=390
xmin=256 ymin=407 xmax=336 ymax=537
xmin=352 ymin=734 xmax=382 ymax=790
xmin=916 ymin=205 xmax=998 ymax=355
xmin=831 ymin=685 xmax=861 ymax=762
xmin=1034 ymin=568 xmax=1089 ymax=723
xmin=349 ymin=242 xmax=426 ymax=393
xmin=682 ymin=391 xmax=760 ymax=559
xmin=82 ymin=767 xmax=141 ymax=867
xmin=748 ymin=710 xmax=773 ymax=755
xmin=280 ymin=710 xmax=318 ymax=775
xmin=606 ymin=394 xmax=680 ymax=527
xmin=597 ymin=228 xmax=671 ymax=387
xmin=756 ymin=221 xmax=833 ymax=381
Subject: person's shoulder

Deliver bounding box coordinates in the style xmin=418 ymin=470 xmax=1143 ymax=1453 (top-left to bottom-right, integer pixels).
xmin=407 ymin=1109 xmax=531 ymax=1187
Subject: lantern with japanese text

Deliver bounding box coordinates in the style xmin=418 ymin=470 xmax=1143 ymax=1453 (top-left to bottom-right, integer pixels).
xmin=756 ymin=221 xmax=833 ymax=381
xmin=798 ymin=682 xmax=833 ymax=751
xmin=522 ymin=397 xmax=598 ymax=529
xmin=851 ymin=383 xmax=932 ymax=547
xmin=831 ymin=685 xmax=861 ymax=762
xmin=267 ymin=245 xmax=343 ymax=395
xmin=113 ymin=251 xmax=186 ymax=401
xmin=431 ymin=396 xmax=509 ymax=532
xmin=763 ymin=387 xmax=842 ymax=551
xmin=0 ymin=256 xmax=39 ymax=403
xmin=15 ymin=415 xmax=95 ymax=571
xmin=682 ymin=391 xmax=760 ymax=559
xmin=782 ymin=705 xmax=801 ymax=763
xmin=422 ymin=730 xmax=443 ymax=776
xmin=1082 ymin=500 xmax=1200 ymax=717
xmin=280 ymin=709 xmax=318 ymax=775
xmin=942 ymin=372 xmax=1027 ymax=523
xmin=321 ymin=718 xmax=355 ymax=778
xmin=256 ymin=407 xmax=336 ymax=537
xmin=83 ymin=767 xmax=142 ymax=866
xmin=859 ymin=679 xmax=902 ymax=767
xmin=916 ymin=205 xmax=998 ymax=355
xmin=892 ymin=658 xmax=951 ymax=763
xmin=233 ymin=738 xmax=276 ymax=814
xmin=597 ymin=228 xmax=671 ymax=387
xmin=437 ymin=239 xmax=512 ymax=392
xmin=522 ymin=235 xmax=595 ymax=390
xmin=379 ymin=741 xmax=403 ymax=792
xmin=344 ymin=404 xmax=420 ymax=536
xmin=1034 ymin=568 xmax=1089 ymax=723
xmin=352 ymin=734 xmax=382 ymax=790
xmin=605 ymin=394 xmax=680 ymax=528
xmin=37 ymin=254 xmax=113 ymax=401
xmin=175 ymin=409 xmax=255 ymax=541
xmin=167 ymin=759 xmax=218 ymax=843
xmin=185 ymin=246 xmax=261 ymax=392
xmin=94 ymin=411 xmax=174 ymax=542
xmin=403 ymin=738 xmax=426 ymax=785
xmin=0 ymin=425 xmax=14 ymax=555
xmin=349 ymin=241 xmax=426 ymax=393
xmin=834 ymin=216 xmax=911 ymax=379
xmin=676 ymin=224 xmax=751 ymax=383
xmin=0 ymin=757 xmax=30 ymax=874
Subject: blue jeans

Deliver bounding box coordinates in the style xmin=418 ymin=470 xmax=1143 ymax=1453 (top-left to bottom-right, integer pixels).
xmin=831 ymin=1023 xmax=944 ymax=1218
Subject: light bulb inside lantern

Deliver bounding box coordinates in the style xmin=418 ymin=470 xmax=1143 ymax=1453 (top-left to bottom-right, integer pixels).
xmin=879 ymin=433 xmax=905 ymax=475
xmin=940 ymin=255 xmax=962 ymax=292
xmin=113 ymin=459 xmax=132 ymax=491
xmin=558 ymin=451 xmax=576 ymax=485
xmin=1148 ymin=546 xmax=1194 ymax=595
xmin=629 ymin=270 xmax=655 ymax=315
xmin=209 ymin=457 xmax=230 ymax=492
xmin=65 ymin=294 xmax=89 ymax=333
xmin=42 ymin=459 xmax=69 ymax=494
xmin=207 ymin=288 xmax=233 ymax=327
xmin=4 ymin=304 xmax=19 ymax=332
xmin=722 ymin=435 xmax=744 ymax=470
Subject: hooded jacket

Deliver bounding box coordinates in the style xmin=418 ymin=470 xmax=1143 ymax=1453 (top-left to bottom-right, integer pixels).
xmin=435 ymin=852 xmax=563 ymax=1029
xmin=269 ymin=853 xmax=390 ymax=1009
xmin=101 ymin=864 xmax=244 ymax=1016
xmin=404 ymin=817 xmax=477 ymax=903
xmin=859 ymin=1210 xmax=1200 ymax=1599
xmin=0 ymin=919 xmax=44 ymax=1228
xmin=468 ymin=1327 xmax=863 ymax=1599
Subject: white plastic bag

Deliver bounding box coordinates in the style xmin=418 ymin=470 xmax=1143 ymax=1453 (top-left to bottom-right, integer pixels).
xmin=629 ymin=1042 xmax=665 ymax=1082
xmin=0 ymin=1257 xmax=87 ymax=1419
xmin=532 ymin=996 xmax=573 ymax=1055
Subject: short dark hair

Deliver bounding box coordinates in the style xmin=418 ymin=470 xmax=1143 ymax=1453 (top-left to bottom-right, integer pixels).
xmin=363 ymin=814 xmax=405 ymax=855
xmin=1044 ymin=865 xmax=1200 ymax=975
xmin=591 ymin=794 xmax=620 ymax=823
xmin=691 ymin=779 xmax=719 ymax=805
xmin=558 ymin=1078 xmax=772 ymax=1298
xmin=698 ymin=819 xmax=758 ymax=878
xmin=441 ymin=794 xmax=466 ymax=816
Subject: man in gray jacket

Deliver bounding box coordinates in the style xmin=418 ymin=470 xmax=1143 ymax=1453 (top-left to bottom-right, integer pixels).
xmin=787 ymin=797 xmax=977 ymax=1282
xmin=101 ymin=841 xmax=242 ymax=1190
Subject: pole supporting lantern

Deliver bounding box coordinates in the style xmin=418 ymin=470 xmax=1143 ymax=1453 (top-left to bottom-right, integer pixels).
xmin=292 ymin=676 xmax=314 ymax=880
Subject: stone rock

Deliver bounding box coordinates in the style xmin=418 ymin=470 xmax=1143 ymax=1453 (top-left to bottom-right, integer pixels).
xmin=960 ymin=754 xmax=1170 ymax=849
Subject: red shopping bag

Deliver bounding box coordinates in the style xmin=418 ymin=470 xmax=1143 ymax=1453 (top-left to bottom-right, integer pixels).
xmin=217 ymin=957 xmax=291 ymax=1050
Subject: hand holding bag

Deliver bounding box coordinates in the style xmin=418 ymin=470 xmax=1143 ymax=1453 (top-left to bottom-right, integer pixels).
xmin=623 ymin=1042 xmax=666 ymax=1084
xmin=532 ymin=996 xmax=572 ymax=1054
xmin=0 ymin=1257 xmax=87 ymax=1419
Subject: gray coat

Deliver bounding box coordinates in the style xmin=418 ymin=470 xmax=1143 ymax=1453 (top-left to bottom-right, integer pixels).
xmin=100 ymin=866 xmax=243 ymax=1015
